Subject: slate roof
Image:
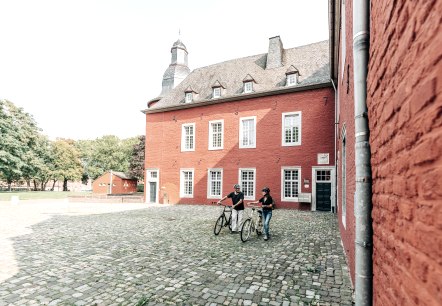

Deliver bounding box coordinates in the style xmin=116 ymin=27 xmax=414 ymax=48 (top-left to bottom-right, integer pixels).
xmin=112 ymin=171 xmax=136 ymax=180
xmin=147 ymin=40 xmax=330 ymax=111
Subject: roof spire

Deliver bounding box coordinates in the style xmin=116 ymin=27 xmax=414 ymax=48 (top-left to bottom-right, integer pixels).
xmin=160 ymin=37 xmax=190 ymax=96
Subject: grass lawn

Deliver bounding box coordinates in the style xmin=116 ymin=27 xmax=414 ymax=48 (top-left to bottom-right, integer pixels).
xmin=0 ymin=191 xmax=92 ymax=201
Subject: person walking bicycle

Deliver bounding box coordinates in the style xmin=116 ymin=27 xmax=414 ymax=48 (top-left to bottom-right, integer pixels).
xmin=249 ymin=187 xmax=273 ymax=240
xmin=217 ymin=184 xmax=244 ymax=233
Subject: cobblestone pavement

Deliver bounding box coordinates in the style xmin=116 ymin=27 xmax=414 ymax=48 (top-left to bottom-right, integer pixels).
xmin=0 ymin=204 xmax=354 ymax=306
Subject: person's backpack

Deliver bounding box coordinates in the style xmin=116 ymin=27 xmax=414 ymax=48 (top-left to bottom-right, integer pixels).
xmin=272 ymin=199 xmax=276 ymax=209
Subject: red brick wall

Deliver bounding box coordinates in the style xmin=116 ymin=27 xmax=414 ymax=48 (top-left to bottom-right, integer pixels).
xmin=145 ymin=88 xmax=335 ymax=208
xmin=368 ymin=1 xmax=442 ymax=305
xmin=336 ymin=0 xmax=356 ymax=285
xmin=92 ymin=173 xmax=137 ymax=194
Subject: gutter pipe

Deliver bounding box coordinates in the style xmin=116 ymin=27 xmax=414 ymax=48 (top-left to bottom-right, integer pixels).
xmin=353 ymin=0 xmax=373 ymax=305
xmin=331 ymin=78 xmax=338 ymax=214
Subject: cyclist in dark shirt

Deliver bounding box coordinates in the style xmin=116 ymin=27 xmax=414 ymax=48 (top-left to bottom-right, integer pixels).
xmin=217 ymin=184 xmax=244 ymax=233
xmin=249 ymin=187 xmax=273 ymax=240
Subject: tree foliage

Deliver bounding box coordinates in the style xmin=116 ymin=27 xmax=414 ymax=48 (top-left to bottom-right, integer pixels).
xmin=0 ymin=100 xmax=43 ymax=189
xmin=76 ymin=135 xmax=139 ymax=180
xmin=51 ymin=139 xmax=83 ymax=191
xmin=1 ymin=99 xmax=143 ymax=190
xmin=128 ymin=135 xmax=145 ymax=180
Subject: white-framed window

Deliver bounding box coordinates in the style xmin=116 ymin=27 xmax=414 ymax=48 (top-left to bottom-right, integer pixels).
xmin=208 ymin=119 xmax=223 ymax=150
xmin=181 ymin=123 xmax=195 ymax=152
xmin=185 ymin=92 xmax=193 ymax=103
xmin=239 ymin=116 xmax=256 ymax=149
xmin=286 ymin=74 xmax=297 ymax=86
xmin=244 ymin=81 xmax=253 ymax=93
xmin=207 ymin=168 xmax=223 ymax=198
xmin=180 ymin=169 xmax=194 ymax=198
xmin=213 ymin=87 xmax=221 ymax=98
xmin=282 ymin=112 xmax=301 ymax=146
xmin=281 ymin=167 xmax=301 ymax=201
xmin=239 ymin=168 xmax=256 ymax=200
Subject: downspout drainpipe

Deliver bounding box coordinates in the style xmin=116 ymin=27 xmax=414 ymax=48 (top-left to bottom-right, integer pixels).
xmin=331 ymin=78 xmax=338 ymax=214
xmin=353 ymin=0 xmax=373 ymax=305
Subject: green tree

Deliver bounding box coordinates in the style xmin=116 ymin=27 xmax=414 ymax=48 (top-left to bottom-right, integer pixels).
xmin=85 ymin=135 xmax=138 ymax=180
xmin=128 ymin=135 xmax=145 ymax=180
xmin=52 ymin=139 xmax=83 ymax=191
xmin=0 ymin=99 xmax=42 ymax=190
xmin=75 ymin=139 xmax=95 ymax=184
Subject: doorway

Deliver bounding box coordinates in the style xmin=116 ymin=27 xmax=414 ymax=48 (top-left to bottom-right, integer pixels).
xmin=146 ymin=169 xmax=159 ymax=204
xmin=312 ymin=167 xmax=335 ymax=212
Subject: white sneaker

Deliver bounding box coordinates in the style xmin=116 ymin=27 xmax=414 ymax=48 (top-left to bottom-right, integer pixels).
xmin=264 ymin=235 xmax=268 ymax=240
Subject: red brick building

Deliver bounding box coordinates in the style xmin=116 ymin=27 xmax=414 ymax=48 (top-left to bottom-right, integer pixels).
xmin=92 ymin=171 xmax=137 ymax=194
xmin=330 ymin=0 xmax=441 ymax=304
xmin=144 ymin=37 xmax=336 ymax=210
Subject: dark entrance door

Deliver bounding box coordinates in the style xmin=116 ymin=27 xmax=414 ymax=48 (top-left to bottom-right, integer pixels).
xmin=316 ymin=183 xmax=331 ymax=211
xmin=149 ymin=182 xmax=157 ymax=203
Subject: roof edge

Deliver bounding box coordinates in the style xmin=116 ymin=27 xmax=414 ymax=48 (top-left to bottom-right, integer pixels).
xmin=141 ymin=81 xmax=332 ymax=114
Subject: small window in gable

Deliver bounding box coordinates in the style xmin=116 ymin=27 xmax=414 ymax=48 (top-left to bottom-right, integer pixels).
xmin=287 ymin=73 xmax=297 ymax=86
xmin=244 ymin=81 xmax=253 ymax=93
xmin=213 ymin=87 xmax=221 ymax=98
xmin=184 ymin=86 xmax=197 ymax=103
xmin=185 ymin=92 xmax=193 ymax=103
xmin=285 ymin=66 xmax=300 ymax=87
xmin=242 ymin=74 xmax=255 ymax=94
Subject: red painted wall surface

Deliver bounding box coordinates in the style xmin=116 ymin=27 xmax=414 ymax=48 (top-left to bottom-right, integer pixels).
xmin=336 ymin=0 xmax=356 ymax=285
xmin=145 ymin=88 xmax=335 ymax=209
xmin=368 ymin=1 xmax=442 ymax=305
xmin=92 ymin=173 xmax=137 ymax=194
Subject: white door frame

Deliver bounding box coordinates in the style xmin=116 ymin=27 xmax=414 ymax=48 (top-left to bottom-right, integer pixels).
xmin=146 ymin=169 xmax=160 ymax=204
xmin=311 ymin=166 xmax=335 ymax=211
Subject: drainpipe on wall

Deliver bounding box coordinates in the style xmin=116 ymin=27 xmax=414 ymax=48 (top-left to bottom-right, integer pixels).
xmin=331 ymin=78 xmax=338 ymax=214
xmin=353 ymin=0 xmax=373 ymax=305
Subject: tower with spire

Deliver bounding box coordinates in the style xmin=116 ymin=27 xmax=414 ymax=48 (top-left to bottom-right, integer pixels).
xmin=161 ymin=39 xmax=190 ymax=96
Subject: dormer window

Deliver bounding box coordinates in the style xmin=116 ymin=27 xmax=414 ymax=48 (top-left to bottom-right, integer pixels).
xmin=211 ymin=80 xmax=225 ymax=99
xmin=242 ymin=74 xmax=255 ymax=94
xmin=184 ymin=86 xmax=198 ymax=103
xmin=287 ymin=74 xmax=297 ymax=86
xmin=185 ymin=92 xmax=193 ymax=103
xmin=244 ymin=81 xmax=253 ymax=93
xmin=213 ymin=87 xmax=221 ymax=98
xmin=285 ymin=65 xmax=300 ymax=87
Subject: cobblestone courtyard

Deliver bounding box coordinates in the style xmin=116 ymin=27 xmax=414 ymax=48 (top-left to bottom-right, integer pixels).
xmin=0 ymin=202 xmax=353 ymax=306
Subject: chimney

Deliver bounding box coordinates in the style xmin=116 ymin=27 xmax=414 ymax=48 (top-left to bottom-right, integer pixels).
xmin=266 ymin=36 xmax=284 ymax=69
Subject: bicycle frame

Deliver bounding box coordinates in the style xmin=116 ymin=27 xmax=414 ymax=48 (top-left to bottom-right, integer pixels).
xmin=240 ymin=206 xmax=263 ymax=242
xmin=213 ymin=204 xmax=232 ymax=235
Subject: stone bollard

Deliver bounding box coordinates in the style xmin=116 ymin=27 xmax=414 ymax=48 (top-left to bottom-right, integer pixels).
xmin=10 ymin=196 xmax=19 ymax=205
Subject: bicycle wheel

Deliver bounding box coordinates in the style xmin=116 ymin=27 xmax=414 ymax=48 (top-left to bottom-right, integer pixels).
xmin=256 ymin=216 xmax=263 ymax=235
xmin=214 ymin=216 xmax=224 ymax=235
xmin=240 ymin=218 xmax=252 ymax=242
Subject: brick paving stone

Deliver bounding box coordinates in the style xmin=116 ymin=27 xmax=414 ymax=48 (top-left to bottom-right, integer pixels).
xmin=0 ymin=204 xmax=353 ymax=305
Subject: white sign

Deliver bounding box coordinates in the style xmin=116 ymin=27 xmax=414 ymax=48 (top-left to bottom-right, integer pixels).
xmin=317 ymin=153 xmax=330 ymax=165
xmin=298 ymin=193 xmax=312 ymax=203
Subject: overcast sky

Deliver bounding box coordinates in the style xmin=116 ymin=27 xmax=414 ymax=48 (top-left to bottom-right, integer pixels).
xmin=0 ymin=0 xmax=329 ymax=140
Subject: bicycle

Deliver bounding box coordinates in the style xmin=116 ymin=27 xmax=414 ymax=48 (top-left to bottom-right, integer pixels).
xmin=240 ymin=205 xmax=263 ymax=242
xmin=214 ymin=203 xmax=232 ymax=235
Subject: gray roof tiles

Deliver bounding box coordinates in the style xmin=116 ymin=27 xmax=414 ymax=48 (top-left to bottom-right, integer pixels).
xmin=149 ymin=40 xmax=330 ymax=110
xmin=112 ymin=171 xmax=136 ymax=180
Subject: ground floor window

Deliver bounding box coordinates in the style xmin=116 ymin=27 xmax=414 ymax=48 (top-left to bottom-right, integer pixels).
xmin=281 ymin=167 xmax=300 ymax=201
xmin=208 ymin=169 xmax=222 ymax=198
xmin=180 ymin=169 xmax=194 ymax=198
xmin=239 ymin=168 xmax=256 ymax=200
